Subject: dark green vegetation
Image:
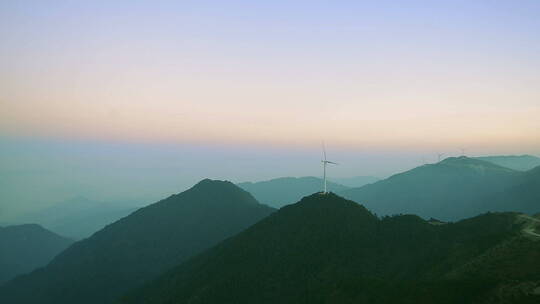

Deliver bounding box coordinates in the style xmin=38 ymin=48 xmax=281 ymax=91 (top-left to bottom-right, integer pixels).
xmin=0 ymin=224 xmax=72 ymax=285
xmin=476 ymin=155 xmax=540 ymax=171
xmin=237 ymin=176 xmax=349 ymax=208
xmin=11 ymin=197 xmax=141 ymax=239
xmin=121 ymin=193 xmax=540 ymax=304
xmin=340 ymin=157 xmax=540 ymax=221
xmin=0 ymin=180 xmax=275 ymax=304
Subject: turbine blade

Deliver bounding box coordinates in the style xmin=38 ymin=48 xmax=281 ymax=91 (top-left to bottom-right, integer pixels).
xmin=327 ymin=161 xmax=338 ymax=165
xmin=322 ymin=141 xmax=327 ymax=161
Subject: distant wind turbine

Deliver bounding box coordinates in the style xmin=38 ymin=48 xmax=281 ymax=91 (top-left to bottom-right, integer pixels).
xmin=437 ymin=152 xmax=445 ymax=162
xmin=321 ymin=142 xmax=338 ymax=194
xmin=459 ymin=147 xmax=467 ymax=156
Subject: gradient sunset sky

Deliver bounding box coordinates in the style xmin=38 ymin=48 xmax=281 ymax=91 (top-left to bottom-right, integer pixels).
xmin=1 ymin=1 xmax=539 ymax=216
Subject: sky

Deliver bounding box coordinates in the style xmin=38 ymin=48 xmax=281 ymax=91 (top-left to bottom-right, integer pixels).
xmin=1 ymin=1 xmax=540 ymax=218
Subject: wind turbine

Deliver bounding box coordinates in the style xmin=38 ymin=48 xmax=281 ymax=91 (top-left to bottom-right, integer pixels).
xmin=321 ymin=142 xmax=338 ymax=194
xmin=437 ymin=152 xmax=445 ymax=162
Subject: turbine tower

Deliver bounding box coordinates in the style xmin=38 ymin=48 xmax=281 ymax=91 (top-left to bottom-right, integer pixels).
xmin=437 ymin=152 xmax=445 ymax=162
xmin=321 ymin=142 xmax=338 ymax=194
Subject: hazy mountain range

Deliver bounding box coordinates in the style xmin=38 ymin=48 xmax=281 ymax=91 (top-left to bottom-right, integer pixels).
xmin=7 ymin=197 xmax=144 ymax=239
xmin=475 ymin=155 xmax=540 ymax=171
xmin=341 ymin=157 xmax=540 ymax=221
xmin=5 ymin=154 xmax=534 ymax=240
xmin=1 ymin=155 xmax=539 ymax=303
xmin=0 ymin=180 xmax=274 ymax=304
xmin=329 ymin=175 xmax=380 ymax=187
xmin=0 ymin=224 xmax=72 ymax=285
xmin=235 ymin=156 xmax=540 ymax=220
xmin=121 ymin=193 xmax=540 ymax=304
xmin=237 ymin=176 xmax=349 ymax=208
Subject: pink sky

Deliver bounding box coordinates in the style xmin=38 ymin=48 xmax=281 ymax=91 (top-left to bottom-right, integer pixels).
xmin=1 ymin=1 xmax=539 ymax=153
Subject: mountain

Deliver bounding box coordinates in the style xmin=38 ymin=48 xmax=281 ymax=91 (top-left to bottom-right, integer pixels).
xmin=339 ymin=157 xmax=539 ymax=221
xmin=479 ymin=165 xmax=540 ymax=215
xmin=475 ymin=155 xmax=540 ymax=171
xmin=237 ymin=176 xmax=349 ymax=208
xmin=0 ymin=179 xmax=275 ymax=304
xmin=329 ymin=176 xmax=380 ymax=187
xmin=121 ymin=193 xmax=540 ymax=304
xmin=11 ymin=197 xmax=143 ymax=239
xmin=0 ymin=224 xmax=72 ymax=285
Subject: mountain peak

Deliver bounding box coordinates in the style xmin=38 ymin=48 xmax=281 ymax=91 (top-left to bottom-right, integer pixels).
xmin=341 ymin=154 xmax=525 ymax=221
xmin=0 ymin=223 xmax=73 ymax=285
xmin=439 ymin=156 xmax=514 ymax=171
xmin=237 ymin=177 xmax=349 ymax=208
xmin=0 ymin=179 xmax=275 ymax=304
xmin=121 ymin=192 xmax=534 ymax=304
xmin=0 ymin=223 xmax=62 ymax=236
xmin=297 ymin=191 xmax=355 ymax=205
xmin=279 ymin=192 xmax=377 ymax=223
xmin=179 ymin=179 xmax=261 ymax=207
xmin=192 ymin=178 xmax=236 ymax=189
xmin=440 ymin=156 xmax=481 ymax=164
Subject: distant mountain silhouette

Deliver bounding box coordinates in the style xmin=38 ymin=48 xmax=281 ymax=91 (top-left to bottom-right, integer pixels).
xmin=340 ymin=157 xmax=540 ymax=220
xmin=475 ymin=155 xmax=540 ymax=171
xmin=479 ymin=165 xmax=540 ymax=215
xmin=121 ymin=193 xmax=540 ymax=304
xmin=237 ymin=176 xmax=349 ymax=208
xmin=11 ymin=197 xmax=142 ymax=239
xmin=0 ymin=179 xmax=275 ymax=304
xmin=0 ymin=224 xmax=72 ymax=285
xmin=329 ymin=175 xmax=380 ymax=187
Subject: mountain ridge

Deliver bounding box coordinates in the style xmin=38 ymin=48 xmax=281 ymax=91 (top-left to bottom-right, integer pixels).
xmin=237 ymin=176 xmax=349 ymax=208
xmin=0 ymin=224 xmax=73 ymax=285
xmin=9 ymin=196 xmax=144 ymax=239
xmin=0 ymin=179 xmax=275 ymax=304
xmin=475 ymin=155 xmax=540 ymax=171
xmin=340 ymin=156 xmax=537 ymax=220
xmin=121 ymin=193 xmax=539 ymax=304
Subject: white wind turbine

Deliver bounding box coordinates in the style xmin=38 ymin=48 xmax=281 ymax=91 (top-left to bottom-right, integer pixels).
xmin=321 ymin=142 xmax=338 ymax=194
xmin=437 ymin=152 xmax=445 ymax=162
